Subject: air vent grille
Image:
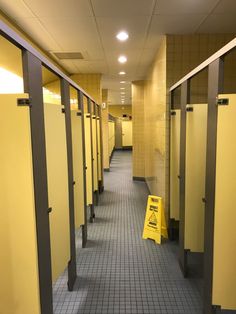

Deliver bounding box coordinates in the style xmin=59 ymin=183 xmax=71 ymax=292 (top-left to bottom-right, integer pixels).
xmin=53 ymin=52 xmax=84 ymax=60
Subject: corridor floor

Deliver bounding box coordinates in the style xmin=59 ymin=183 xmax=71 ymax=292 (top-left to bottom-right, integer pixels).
xmin=53 ymin=151 xmax=202 ymax=314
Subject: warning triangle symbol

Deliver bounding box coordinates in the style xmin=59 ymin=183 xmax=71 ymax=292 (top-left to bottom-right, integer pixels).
xmin=148 ymin=212 xmax=157 ymax=225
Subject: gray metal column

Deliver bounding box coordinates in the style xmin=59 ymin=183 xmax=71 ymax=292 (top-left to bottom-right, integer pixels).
xmin=78 ymin=90 xmax=88 ymax=248
xmin=203 ymin=58 xmax=224 ymax=314
xmin=88 ymin=98 xmax=95 ymax=222
xmin=60 ymin=79 xmax=77 ymax=291
xmin=98 ymin=106 xmax=104 ymax=193
xmin=179 ymin=80 xmax=190 ymax=277
xmin=22 ymin=50 xmax=53 ymax=314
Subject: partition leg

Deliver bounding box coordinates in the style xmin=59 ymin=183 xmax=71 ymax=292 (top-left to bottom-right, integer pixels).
xmin=82 ymin=224 xmax=87 ymax=248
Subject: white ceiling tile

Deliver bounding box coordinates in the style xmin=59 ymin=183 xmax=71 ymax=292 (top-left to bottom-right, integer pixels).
xmin=0 ymin=0 xmax=35 ymax=18
xmin=155 ymin=0 xmax=219 ymax=14
xmin=213 ymin=0 xmax=236 ymax=14
xmin=13 ymin=17 xmax=62 ymax=51
xmin=23 ymin=0 xmax=93 ymax=18
xmin=38 ymin=17 xmax=104 ymax=56
xmin=149 ymin=14 xmax=208 ymax=34
xmin=196 ymin=14 xmax=236 ymax=33
xmin=91 ymin=0 xmax=155 ymax=17
xmin=96 ymin=16 xmax=150 ymax=50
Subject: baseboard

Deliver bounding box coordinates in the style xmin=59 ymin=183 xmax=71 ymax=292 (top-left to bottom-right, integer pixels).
xmin=122 ymin=146 xmax=132 ymax=150
xmin=133 ymin=176 xmax=145 ymax=182
xmin=104 ymin=168 xmax=110 ymax=172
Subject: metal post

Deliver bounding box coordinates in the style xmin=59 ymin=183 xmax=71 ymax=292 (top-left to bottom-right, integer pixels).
xmin=22 ymin=50 xmax=53 ymax=314
xmin=203 ymin=58 xmax=224 ymax=314
xmin=78 ymin=90 xmax=88 ymax=248
xmin=179 ymin=80 xmax=190 ymax=277
xmin=60 ymin=79 xmax=77 ymax=291
xmin=88 ymin=99 xmax=95 ymax=222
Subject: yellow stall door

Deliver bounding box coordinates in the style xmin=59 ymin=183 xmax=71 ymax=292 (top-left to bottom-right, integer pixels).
xmin=44 ymin=102 xmax=70 ymax=282
xmin=0 ymin=94 xmax=40 ymax=314
xmin=212 ymin=94 xmax=236 ymax=310
xmin=92 ymin=117 xmax=98 ymax=191
xmin=170 ymin=110 xmax=180 ymax=221
xmin=185 ymin=104 xmax=207 ymax=252
xmin=122 ymin=120 xmax=132 ymax=147
xmin=84 ymin=115 xmax=93 ymax=206
xmin=71 ymin=111 xmax=85 ymax=229
xmin=97 ymin=118 xmax=102 ymax=181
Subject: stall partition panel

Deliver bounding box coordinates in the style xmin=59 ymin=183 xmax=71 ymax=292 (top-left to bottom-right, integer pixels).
xmin=212 ymin=94 xmax=236 ymax=310
xmin=122 ymin=120 xmax=132 ymax=147
xmin=44 ymin=102 xmax=70 ymax=282
xmin=0 ymin=94 xmax=40 ymax=314
xmin=92 ymin=116 xmax=98 ymax=191
xmin=170 ymin=109 xmax=180 ymax=221
xmin=185 ymin=104 xmax=207 ymax=252
xmin=71 ymin=110 xmax=85 ymax=228
xmin=97 ymin=118 xmax=102 ymax=181
xmin=84 ymin=114 xmax=93 ymax=206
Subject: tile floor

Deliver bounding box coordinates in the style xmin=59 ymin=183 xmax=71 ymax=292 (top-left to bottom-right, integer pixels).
xmin=53 ymin=151 xmax=203 ymax=314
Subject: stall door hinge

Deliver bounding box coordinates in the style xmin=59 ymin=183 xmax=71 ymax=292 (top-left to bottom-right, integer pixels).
xmin=17 ymin=98 xmax=32 ymax=107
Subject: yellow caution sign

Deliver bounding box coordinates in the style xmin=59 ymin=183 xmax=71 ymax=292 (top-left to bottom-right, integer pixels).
xmin=142 ymin=195 xmax=168 ymax=244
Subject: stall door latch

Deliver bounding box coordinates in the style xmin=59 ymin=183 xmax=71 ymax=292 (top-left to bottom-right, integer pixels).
xmin=216 ymin=98 xmax=229 ymax=106
xmin=17 ymin=98 xmax=32 ymax=107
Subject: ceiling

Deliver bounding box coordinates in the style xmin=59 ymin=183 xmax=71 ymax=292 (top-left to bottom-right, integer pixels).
xmin=0 ymin=0 xmax=236 ymax=105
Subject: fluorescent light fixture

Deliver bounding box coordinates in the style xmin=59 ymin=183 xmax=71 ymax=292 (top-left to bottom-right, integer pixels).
xmin=0 ymin=67 xmax=24 ymax=94
xmin=119 ymin=71 xmax=126 ymax=75
xmin=116 ymin=31 xmax=129 ymax=41
xmin=118 ymin=55 xmax=127 ymax=63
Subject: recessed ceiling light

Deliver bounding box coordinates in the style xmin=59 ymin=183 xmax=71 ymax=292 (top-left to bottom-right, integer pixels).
xmin=116 ymin=31 xmax=129 ymax=41
xmin=119 ymin=71 xmax=126 ymax=75
xmin=118 ymin=56 xmax=127 ymax=63
xmin=121 ymin=101 xmax=125 ymax=104
xmin=120 ymin=87 xmax=125 ymax=89
xmin=120 ymin=81 xmax=126 ymax=84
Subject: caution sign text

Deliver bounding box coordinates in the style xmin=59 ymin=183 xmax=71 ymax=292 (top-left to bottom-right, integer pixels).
xmin=142 ymin=195 xmax=168 ymax=244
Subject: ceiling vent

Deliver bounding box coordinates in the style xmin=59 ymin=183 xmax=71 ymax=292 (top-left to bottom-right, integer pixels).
xmin=52 ymin=52 xmax=84 ymax=60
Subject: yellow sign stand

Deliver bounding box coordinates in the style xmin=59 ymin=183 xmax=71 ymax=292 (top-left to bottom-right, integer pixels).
xmin=142 ymin=195 xmax=168 ymax=244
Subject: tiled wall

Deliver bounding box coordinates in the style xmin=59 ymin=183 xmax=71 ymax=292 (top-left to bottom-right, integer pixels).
xmin=144 ymin=39 xmax=167 ymax=209
xmin=108 ymin=105 xmax=132 ymax=118
xmin=132 ymin=34 xmax=236 ymax=213
xmin=132 ymin=81 xmax=145 ymax=179
xmin=70 ymin=74 xmax=102 ymax=104
xmin=102 ymin=89 xmax=109 ymax=169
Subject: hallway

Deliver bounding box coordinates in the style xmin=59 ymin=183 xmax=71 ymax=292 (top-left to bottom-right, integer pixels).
xmin=53 ymin=151 xmax=202 ymax=314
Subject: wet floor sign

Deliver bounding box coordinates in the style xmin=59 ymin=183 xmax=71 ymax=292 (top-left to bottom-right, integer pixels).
xmin=142 ymin=195 xmax=168 ymax=244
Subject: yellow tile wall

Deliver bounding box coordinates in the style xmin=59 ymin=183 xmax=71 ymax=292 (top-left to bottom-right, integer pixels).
xmin=133 ymin=34 xmax=236 ymax=213
xmin=132 ymin=81 xmax=145 ymax=178
xmin=70 ymin=74 xmax=102 ymax=104
xmin=108 ymin=105 xmax=132 ymax=118
xmin=102 ymin=89 xmax=109 ymax=169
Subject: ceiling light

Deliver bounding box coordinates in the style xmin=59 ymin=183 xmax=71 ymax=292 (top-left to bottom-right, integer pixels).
xmin=119 ymin=71 xmax=126 ymax=75
xmin=118 ymin=56 xmax=127 ymax=64
xmin=121 ymin=101 xmax=125 ymax=104
xmin=120 ymin=87 xmax=125 ymax=89
xmin=120 ymin=81 xmax=126 ymax=84
xmin=116 ymin=31 xmax=129 ymax=41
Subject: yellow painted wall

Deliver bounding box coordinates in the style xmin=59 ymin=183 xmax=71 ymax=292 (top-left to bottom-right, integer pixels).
xmin=108 ymin=105 xmax=132 ymax=118
xmin=0 ymin=94 xmax=40 ymax=314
